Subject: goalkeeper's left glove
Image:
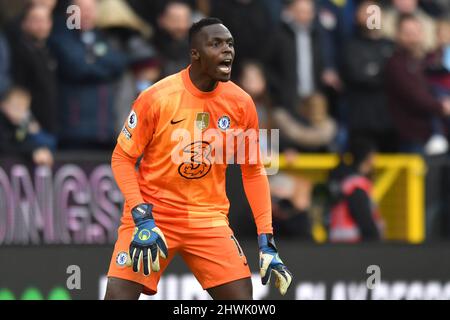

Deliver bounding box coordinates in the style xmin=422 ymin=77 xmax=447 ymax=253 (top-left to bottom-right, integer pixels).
xmin=258 ymin=233 xmax=293 ymax=296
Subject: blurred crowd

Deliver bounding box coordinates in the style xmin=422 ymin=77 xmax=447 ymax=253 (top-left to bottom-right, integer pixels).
xmin=0 ymin=0 xmax=450 ymax=241
xmin=0 ymin=0 xmax=449 ymax=163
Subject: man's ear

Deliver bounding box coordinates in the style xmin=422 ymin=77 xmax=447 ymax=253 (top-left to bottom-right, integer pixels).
xmin=191 ymin=48 xmax=200 ymax=61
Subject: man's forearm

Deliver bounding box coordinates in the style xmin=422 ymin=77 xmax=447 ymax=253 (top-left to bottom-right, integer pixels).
xmin=111 ymin=144 xmax=144 ymax=210
xmin=241 ymin=164 xmax=273 ymax=235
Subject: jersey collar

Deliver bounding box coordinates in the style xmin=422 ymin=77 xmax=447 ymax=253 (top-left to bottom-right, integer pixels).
xmin=182 ymin=66 xmax=224 ymax=99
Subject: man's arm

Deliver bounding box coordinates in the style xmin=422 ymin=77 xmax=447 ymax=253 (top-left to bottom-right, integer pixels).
xmin=111 ymin=144 xmax=144 ymax=210
xmin=241 ymin=95 xmax=293 ymax=295
xmin=241 ymin=163 xmax=273 ymax=235
xmin=347 ymin=188 xmax=381 ymax=241
xmin=111 ymin=92 xmax=167 ymax=276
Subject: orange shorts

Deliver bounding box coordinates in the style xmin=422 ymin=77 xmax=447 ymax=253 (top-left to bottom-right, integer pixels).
xmin=107 ymin=218 xmax=251 ymax=295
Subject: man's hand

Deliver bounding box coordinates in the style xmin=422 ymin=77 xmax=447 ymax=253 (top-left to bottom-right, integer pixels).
xmin=130 ymin=203 xmax=168 ymax=276
xmin=258 ymin=233 xmax=293 ymax=296
xmin=32 ymin=147 xmax=54 ymax=167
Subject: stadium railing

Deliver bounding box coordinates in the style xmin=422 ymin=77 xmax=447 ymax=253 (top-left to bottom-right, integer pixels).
xmin=276 ymin=154 xmax=426 ymax=244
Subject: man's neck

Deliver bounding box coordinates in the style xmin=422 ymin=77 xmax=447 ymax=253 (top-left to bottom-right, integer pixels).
xmin=189 ymin=67 xmax=218 ymax=92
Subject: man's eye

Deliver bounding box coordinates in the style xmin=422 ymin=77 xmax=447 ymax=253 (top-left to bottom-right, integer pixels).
xmin=228 ymin=42 xmax=234 ymax=47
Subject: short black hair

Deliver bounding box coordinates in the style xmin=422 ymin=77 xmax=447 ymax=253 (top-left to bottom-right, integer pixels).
xmin=188 ymin=17 xmax=223 ymax=46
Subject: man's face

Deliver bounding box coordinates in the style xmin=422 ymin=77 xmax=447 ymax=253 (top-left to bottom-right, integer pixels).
xmin=240 ymin=64 xmax=266 ymax=98
xmin=288 ymin=0 xmax=315 ymax=26
xmin=159 ymin=3 xmax=192 ymax=40
xmin=392 ymin=0 xmax=418 ymax=14
xmin=398 ymin=19 xmax=424 ymax=52
xmin=1 ymin=92 xmax=31 ymax=126
xmin=356 ymin=1 xmax=375 ymax=27
xmin=32 ymin=0 xmax=57 ymax=10
xmin=193 ymin=24 xmax=235 ymax=82
xmin=22 ymin=6 xmax=53 ymax=41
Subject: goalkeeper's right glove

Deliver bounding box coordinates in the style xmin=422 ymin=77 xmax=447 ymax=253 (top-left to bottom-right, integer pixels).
xmin=129 ymin=203 xmax=168 ymax=276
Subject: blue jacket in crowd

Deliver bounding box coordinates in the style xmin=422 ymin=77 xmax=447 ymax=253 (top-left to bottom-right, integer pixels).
xmin=49 ymin=24 xmax=127 ymax=147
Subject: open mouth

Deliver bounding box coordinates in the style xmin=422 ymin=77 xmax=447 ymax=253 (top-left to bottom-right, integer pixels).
xmin=217 ymin=59 xmax=232 ymax=74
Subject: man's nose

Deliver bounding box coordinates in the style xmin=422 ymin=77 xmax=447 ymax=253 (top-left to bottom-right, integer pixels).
xmin=223 ymin=44 xmax=233 ymax=53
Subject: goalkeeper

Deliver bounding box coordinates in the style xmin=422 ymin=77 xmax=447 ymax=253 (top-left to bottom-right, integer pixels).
xmin=105 ymin=18 xmax=292 ymax=300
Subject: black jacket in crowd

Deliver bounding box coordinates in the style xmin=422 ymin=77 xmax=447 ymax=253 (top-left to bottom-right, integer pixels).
xmin=341 ymin=30 xmax=395 ymax=134
xmin=9 ymin=32 xmax=58 ymax=134
xmin=210 ymin=0 xmax=273 ymax=72
xmin=264 ymin=18 xmax=332 ymax=111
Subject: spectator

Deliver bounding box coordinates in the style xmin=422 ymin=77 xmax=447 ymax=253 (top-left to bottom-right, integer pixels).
xmin=264 ymin=0 xmax=341 ymax=111
xmin=114 ymin=39 xmax=162 ymax=134
xmin=270 ymin=173 xmax=313 ymax=240
xmin=94 ymin=0 xmax=159 ymax=133
xmin=238 ymin=61 xmax=272 ymax=129
xmin=424 ymin=19 xmax=450 ymax=155
xmin=9 ymin=4 xmax=58 ymax=135
xmin=342 ymin=1 xmax=396 ymax=152
xmin=385 ymin=14 xmax=450 ymax=154
xmin=318 ymin=0 xmax=357 ymax=51
xmin=273 ymin=93 xmax=338 ymax=152
xmin=0 ymin=31 xmax=10 ymax=97
xmin=2 ymin=0 xmax=57 ymax=39
xmin=0 ymin=87 xmax=55 ymax=166
xmin=153 ymin=1 xmax=192 ymax=77
xmin=49 ymin=0 xmax=127 ymax=149
xmin=238 ymin=61 xmax=273 ymax=158
xmin=126 ymin=0 xmax=203 ymax=28
xmin=426 ymin=20 xmax=450 ymax=100
xmin=96 ymin=0 xmax=153 ymax=46
xmin=328 ymin=138 xmax=383 ymax=242
xmin=210 ymin=0 xmax=273 ymax=73
xmin=382 ymin=0 xmax=437 ymax=51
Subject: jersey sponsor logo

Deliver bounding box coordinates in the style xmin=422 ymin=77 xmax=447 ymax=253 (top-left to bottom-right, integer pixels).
xmin=121 ymin=126 xmax=132 ymax=140
xmin=178 ymin=141 xmax=212 ymax=179
xmin=170 ymin=118 xmax=186 ymax=125
xmin=195 ymin=112 xmax=210 ymax=130
xmin=127 ymin=110 xmax=138 ymax=129
xmin=218 ymin=115 xmax=231 ymax=131
xmin=116 ymin=251 xmax=129 ymax=266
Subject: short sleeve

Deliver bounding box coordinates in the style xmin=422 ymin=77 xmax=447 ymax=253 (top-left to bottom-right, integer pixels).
xmin=117 ymin=93 xmax=157 ymax=158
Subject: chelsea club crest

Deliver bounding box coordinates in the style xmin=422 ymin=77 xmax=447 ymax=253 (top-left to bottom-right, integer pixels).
xmin=218 ymin=115 xmax=231 ymax=131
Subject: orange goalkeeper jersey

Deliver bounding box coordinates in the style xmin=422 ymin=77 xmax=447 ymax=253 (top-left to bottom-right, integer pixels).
xmin=115 ymin=66 xmax=272 ymax=232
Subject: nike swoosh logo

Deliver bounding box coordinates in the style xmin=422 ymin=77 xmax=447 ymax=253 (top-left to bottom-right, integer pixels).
xmin=170 ymin=119 xmax=186 ymax=125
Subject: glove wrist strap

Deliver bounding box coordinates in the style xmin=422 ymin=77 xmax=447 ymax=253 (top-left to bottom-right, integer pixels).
xmin=131 ymin=203 xmax=154 ymax=223
xmin=258 ymin=233 xmax=277 ymax=251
